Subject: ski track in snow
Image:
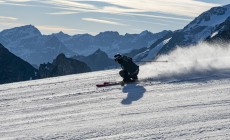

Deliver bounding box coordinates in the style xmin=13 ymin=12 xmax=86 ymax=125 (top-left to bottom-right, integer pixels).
xmin=0 ymin=69 xmax=230 ymax=140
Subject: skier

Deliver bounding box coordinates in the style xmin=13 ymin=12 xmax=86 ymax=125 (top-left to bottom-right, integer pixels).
xmin=114 ymin=53 xmax=139 ymax=83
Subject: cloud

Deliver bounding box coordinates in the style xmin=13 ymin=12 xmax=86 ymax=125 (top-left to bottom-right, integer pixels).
xmin=47 ymin=11 xmax=80 ymax=15
xmin=0 ymin=22 xmax=22 ymax=27
xmin=0 ymin=16 xmax=21 ymax=30
xmin=36 ymin=25 xmax=86 ymax=35
xmin=0 ymin=0 xmax=32 ymax=6
xmin=36 ymin=0 xmax=219 ymax=22
xmin=0 ymin=16 xmax=18 ymax=20
xmin=0 ymin=21 xmax=23 ymax=30
xmin=102 ymin=17 xmax=169 ymax=26
xmin=40 ymin=0 xmax=97 ymax=10
xmin=4 ymin=0 xmax=32 ymax=2
xmin=82 ymin=18 xmax=126 ymax=25
xmin=119 ymin=12 xmax=192 ymax=21
xmin=2 ymin=0 xmax=219 ymax=21
xmin=81 ymin=0 xmax=219 ymax=17
xmin=0 ymin=0 xmax=222 ymax=34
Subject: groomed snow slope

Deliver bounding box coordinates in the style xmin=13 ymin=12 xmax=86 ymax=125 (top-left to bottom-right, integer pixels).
xmin=1 ymin=69 xmax=230 ymax=139
xmin=1 ymin=42 xmax=230 ymax=139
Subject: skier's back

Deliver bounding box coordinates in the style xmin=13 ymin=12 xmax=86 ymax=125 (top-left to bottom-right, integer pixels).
xmin=114 ymin=54 xmax=139 ymax=82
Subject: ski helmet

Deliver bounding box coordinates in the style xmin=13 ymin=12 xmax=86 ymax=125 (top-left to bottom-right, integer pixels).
xmin=114 ymin=53 xmax=122 ymax=61
xmin=114 ymin=53 xmax=121 ymax=59
xmin=114 ymin=53 xmax=123 ymax=63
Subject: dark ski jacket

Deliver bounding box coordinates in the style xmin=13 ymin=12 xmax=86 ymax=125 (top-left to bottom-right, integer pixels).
xmin=119 ymin=56 xmax=139 ymax=75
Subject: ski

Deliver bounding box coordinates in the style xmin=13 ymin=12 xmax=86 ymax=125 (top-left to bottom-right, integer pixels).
xmin=96 ymin=80 xmax=138 ymax=87
xmin=96 ymin=81 xmax=122 ymax=87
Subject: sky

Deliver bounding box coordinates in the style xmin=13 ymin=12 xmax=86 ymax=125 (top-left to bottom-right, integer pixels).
xmin=0 ymin=0 xmax=229 ymax=35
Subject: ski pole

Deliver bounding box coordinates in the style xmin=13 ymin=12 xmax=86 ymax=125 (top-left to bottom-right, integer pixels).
xmin=135 ymin=60 xmax=168 ymax=63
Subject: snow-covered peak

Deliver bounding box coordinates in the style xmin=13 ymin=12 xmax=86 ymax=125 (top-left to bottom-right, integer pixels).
xmin=53 ymin=31 xmax=70 ymax=37
xmin=0 ymin=24 xmax=41 ymax=41
xmin=52 ymin=31 xmax=71 ymax=42
xmin=139 ymin=30 xmax=152 ymax=37
xmin=184 ymin=4 xmax=230 ymax=31
xmin=96 ymin=31 xmax=120 ymax=39
xmin=72 ymin=33 xmax=93 ymax=39
xmin=94 ymin=48 xmax=103 ymax=54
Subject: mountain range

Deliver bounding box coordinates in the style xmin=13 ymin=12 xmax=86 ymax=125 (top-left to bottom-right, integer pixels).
xmin=0 ymin=25 xmax=169 ymax=65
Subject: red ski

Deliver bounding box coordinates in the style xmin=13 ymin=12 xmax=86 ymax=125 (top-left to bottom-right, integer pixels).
xmin=96 ymin=82 xmax=121 ymax=87
xmin=96 ymin=80 xmax=138 ymax=87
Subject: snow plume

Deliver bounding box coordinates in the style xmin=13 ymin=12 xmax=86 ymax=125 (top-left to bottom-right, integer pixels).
xmin=139 ymin=42 xmax=230 ymax=82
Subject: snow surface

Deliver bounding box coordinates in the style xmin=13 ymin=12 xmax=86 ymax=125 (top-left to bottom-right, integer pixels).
xmin=211 ymin=31 xmax=219 ymax=38
xmin=1 ymin=43 xmax=230 ymax=140
xmin=141 ymin=37 xmax=171 ymax=61
xmin=178 ymin=4 xmax=230 ymax=45
xmin=185 ymin=4 xmax=230 ymax=32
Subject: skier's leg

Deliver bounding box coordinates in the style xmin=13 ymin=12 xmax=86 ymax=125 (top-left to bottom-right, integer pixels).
xmin=130 ymin=68 xmax=139 ymax=80
xmin=132 ymin=75 xmax=138 ymax=80
xmin=119 ymin=70 xmax=131 ymax=82
xmin=119 ymin=70 xmax=125 ymax=78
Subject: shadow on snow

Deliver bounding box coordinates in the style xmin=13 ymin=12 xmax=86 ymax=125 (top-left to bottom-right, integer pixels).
xmin=121 ymin=83 xmax=146 ymax=105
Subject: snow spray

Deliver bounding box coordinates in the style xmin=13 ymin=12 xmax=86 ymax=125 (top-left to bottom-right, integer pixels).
xmin=139 ymin=42 xmax=230 ymax=81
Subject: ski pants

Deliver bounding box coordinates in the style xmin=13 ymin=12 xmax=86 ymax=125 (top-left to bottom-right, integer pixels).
xmin=119 ymin=68 xmax=139 ymax=81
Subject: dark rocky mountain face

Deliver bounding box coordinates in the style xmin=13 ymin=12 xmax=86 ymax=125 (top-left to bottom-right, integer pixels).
xmin=206 ymin=17 xmax=230 ymax=42
xmin=0 ymin=43 xmax=39 ymax=84
xmin=39 ymin=53 xmax=91 ymax=78
xmin=72 ymin=49 xmax=117 ymax=71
